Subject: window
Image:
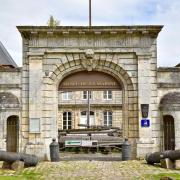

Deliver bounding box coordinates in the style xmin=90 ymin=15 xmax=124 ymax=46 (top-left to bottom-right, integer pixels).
xmin=103 ymin=111 xmax=112 ymax=126
xmin=83 ymin=91 xmax=92 ymax=99
xmin=62 ymin=92 xmax=72 ymax=100
xmin=103 ymin=90 xmax=112 ymax=100
xmin=63 ymin=112 xmax=72 ymax=129
xmin=81 ymin=111 xmax=94 ymax=116
xmin=81 ymin=111 xmax=87 ymax=116
xmin=80 ymin=111 xmax=95 ymax=126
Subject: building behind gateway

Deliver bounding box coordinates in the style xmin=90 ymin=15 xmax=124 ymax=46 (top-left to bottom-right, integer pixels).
xmin=0 ymin=25 xmax=180 ymax=160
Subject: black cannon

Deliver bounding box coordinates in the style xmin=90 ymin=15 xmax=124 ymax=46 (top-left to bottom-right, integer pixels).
xmin=146 ymin=150 xmax=180 ymax=164
xmin=145 ymin=152 xmax=163 ymax=164
xmin=0 ymin=150 xmax=39 ymax=167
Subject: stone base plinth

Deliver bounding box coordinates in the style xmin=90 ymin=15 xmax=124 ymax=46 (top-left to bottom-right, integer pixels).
xmin=160 ymin=158 xmax=174 ymax=169
xmin=175 ymin=160 xmax=180 ymax=169
xmin=25 ymin=144 xmax=49 ymax=161
xmin=136 ymin=141 xmax=155 ymax=158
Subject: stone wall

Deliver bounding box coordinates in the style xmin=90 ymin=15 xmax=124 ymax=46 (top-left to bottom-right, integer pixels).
xmin=0 ymin=68 xmax=21 ymax=151
xmin=157 ymin=67 xmax=180 ymax=150
xmin=58 ymin=91 xmax=122 ymax=105
xmin=1 ymin=25 xmax=179 ymax=160
xmin=58 ymin=107 xmax=123 ymax=129
xmin=58 ymin=90 xmax=123 ymax=129
xmin=17 ymin=25 xmax=163 ymax=159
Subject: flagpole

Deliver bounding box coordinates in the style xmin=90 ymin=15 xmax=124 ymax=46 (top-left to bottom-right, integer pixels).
xmin=89 ymin=0 xmax=92 ymax=27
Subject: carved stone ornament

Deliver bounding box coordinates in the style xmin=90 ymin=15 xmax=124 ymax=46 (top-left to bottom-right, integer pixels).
xmin=81 ymin=49 xmax=97 ymax=71
xmin=85 ymin=49 xmax=94 ymax=59
xmin=141 ymin=104 xmax=149 ymax=118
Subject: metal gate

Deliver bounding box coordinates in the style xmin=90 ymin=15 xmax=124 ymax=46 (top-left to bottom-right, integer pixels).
xmin=163 ymin=115 xmax=175 ymax=150
xmin=7 ymin=116 xmax=18 ymax=152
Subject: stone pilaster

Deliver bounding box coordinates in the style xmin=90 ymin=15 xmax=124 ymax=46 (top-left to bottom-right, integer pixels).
xmin=137 ymin=54 xmax=154 ymax=158
xmin=25 ymin=55 xmax=46 ymax=160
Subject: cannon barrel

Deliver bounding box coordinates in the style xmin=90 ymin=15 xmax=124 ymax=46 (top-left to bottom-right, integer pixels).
xmin=146 ymin=150 xmax=180 ymax=164
xmin=0 ymin=150 xmax=38 ymax=167
xmin=163 ymin=150 xmax=180 ymax=161
xmin=145 ymin=152 xmax=163 ymax=164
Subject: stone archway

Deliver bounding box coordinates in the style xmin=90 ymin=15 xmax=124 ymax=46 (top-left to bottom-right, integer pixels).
xmin=0 ymin=92 xmax=20 ymax=152
xmin=160 ymin=92 xmax=180 ymax=150
xmin=43 ymin=56 xmax=138 ymax=156
xmin=0 ymin=92 xmax=20 ymax=108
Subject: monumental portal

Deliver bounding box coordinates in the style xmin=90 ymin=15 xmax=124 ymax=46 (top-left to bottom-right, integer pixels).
xmin=0 ymin=26 xmax=180 ymax=160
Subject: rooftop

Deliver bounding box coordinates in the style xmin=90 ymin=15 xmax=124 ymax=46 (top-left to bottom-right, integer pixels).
xmin=0 ymin=41 xmax=17 ymax=68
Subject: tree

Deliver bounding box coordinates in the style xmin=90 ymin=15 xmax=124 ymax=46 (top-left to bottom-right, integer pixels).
xmin=47 ymin=15 xmax=60 ymax=27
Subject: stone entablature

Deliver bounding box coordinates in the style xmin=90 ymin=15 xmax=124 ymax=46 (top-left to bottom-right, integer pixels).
xmin=17 ymin=26 xmax=162 ymax=49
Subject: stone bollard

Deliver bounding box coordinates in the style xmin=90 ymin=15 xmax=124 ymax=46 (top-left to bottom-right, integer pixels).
xmin=49 ymin=138 xmax=60 ymax=162
xmin=122 ymin=138 xmax=131 ymax=161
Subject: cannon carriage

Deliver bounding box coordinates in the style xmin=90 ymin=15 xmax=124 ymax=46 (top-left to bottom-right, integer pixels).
xmin=58 ymin=125 xmax=123 ymax=153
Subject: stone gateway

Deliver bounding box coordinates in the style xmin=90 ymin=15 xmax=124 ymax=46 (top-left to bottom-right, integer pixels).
xmin=0 ymin=26 xmax=179 ymax=160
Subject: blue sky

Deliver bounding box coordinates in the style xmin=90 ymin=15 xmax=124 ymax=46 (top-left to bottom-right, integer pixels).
xmin=0 ymin=0 xmax=179 ymax=67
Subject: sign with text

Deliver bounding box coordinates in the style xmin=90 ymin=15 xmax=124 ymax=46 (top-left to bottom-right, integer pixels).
xmin=59 ymin=71 xmax=122 ymax=91
xmin=141 ymin=119 xmax=150 ymax=127
xmin=65 ymin=140 xmax=81 ymax=147
xmin=81 ymin=140 xmax=98 ymax=147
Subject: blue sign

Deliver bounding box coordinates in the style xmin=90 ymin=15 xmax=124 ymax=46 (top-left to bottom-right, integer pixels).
xmin=141 ymin=119 xmax=150 ymax=127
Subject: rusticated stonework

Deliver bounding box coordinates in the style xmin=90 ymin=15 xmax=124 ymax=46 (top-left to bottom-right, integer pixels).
xmin=15 ymin=26 xmax=163 ymax=159
xmin=0 ymin=25 xmax=179 ymax=161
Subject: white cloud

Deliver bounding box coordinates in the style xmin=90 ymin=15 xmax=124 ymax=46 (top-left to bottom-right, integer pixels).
xmin=0 ymin=0 xmax=179 ymax=67
xmin=153 ymin=0 xmax=180 ymax=67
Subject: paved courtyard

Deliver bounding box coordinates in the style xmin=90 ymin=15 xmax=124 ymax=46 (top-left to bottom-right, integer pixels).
xmin=0 ymin=160 xmax=180 ymax=180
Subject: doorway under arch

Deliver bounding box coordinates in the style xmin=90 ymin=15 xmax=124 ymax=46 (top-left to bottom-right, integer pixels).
xmin=6 ymin=115 xmax=19 ymax=152
xmin=163 ymin=115 xmax=175 ymax=150
xmin=80 ymin=111 xmax=95 ymax=127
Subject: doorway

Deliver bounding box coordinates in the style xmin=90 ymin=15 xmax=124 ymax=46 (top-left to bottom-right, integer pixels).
xmin=80 ymin=111 xmax=95 ymax=128
xmin=163 ymin=115 xmax=175 ymax=150
xmin=7 ymin=116 xmax=19 ymax=152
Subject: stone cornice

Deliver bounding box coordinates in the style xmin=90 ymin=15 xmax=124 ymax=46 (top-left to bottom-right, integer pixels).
xmin=0 ymin=84 xmax=21 ymax=88
xmin=158 ymin=67 xmax=180 ymax=72
xmin=17 ymin=25 xmax=163 ymax=38
xmin=160 ymin=106 xmax=180 ymax=111
xmin=27 ymin=52 xmax=44 ymax=57
xmin=43 ymin=49 xmax=138 ymax=55
xmin=0 ymin=67 xmax=21 ymax=72
xmin=158 ymin=83 xmax=180 ymax=88
xmin=58 ymin=104 xmax=122 ymax=108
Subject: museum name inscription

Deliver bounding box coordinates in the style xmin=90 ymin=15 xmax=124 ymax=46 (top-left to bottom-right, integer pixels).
xmin=62 ymin=81 xmax=118 ymax=87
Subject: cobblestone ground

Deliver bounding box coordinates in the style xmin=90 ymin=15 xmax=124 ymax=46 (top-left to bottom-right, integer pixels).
xmin=0 ymin=160 xmax=180 ymax=180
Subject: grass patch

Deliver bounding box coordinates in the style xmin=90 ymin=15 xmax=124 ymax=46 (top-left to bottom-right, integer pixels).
xmin=0 ymin=171 xmax=42 ymax=180
xmin=144 ymin=173 xmax=180 ymax=180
